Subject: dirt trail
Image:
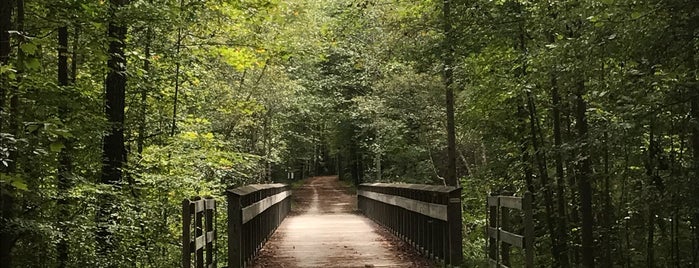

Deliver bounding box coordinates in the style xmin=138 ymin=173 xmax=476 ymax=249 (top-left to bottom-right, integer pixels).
xmin=251 ymin=176 xmax=432 ymax=268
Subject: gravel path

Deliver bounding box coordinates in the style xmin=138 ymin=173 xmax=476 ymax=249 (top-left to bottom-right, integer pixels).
xmin=251 ymin=176 xmax=433 ymax=268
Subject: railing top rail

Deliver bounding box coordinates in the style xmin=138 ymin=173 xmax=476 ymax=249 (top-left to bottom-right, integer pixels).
xmin=226 ymin=183 xmax=288 ymax=196
xmin=359 ymin=182 xmax=460 ymax=193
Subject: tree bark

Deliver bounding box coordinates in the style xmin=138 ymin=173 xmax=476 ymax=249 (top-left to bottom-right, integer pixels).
xmin=137 ymin=26 xmax=151 ymax=156
xmin=546 ymin=8 xmax=571 ymax=266
xmin=602 ymin=130 xmax=613 ymax=268
xmin=689 ymin=24 xmax=699 ymax=268
xmin=526 ymin=91 xmax=558 ymax=264
xmin=0 ymin=1 xmax=14 ymax=267
xmin=97 ymin=0 xmax=128 ymax=262
xmin=575 ymin=79 xmax=595 ymax=268
xmin=171 ymin=0 xmax=184 ymax=138
xmin=71 ymin=26 xmax=79 ymax=84
xmin=551 ymin=72 xmax=570 ymax=267
xmin=517 ymin=104 xmax=534 ymax=194
xmin=443 ymin=0 xmax=457 ymax=187
xmin=645 ymin=120 xmax=658 ymax=268
xmin=57 ymin=25 xmax=72 ymax=268
xmin=514 ymin=13 xmax=559 ymax=262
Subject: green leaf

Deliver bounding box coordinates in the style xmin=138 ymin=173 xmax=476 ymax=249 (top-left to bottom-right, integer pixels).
xmin=600 ymin=0 xmax=614 ymax=4
xmin=25 ymin=58 xmax=41 ymax=70
xmin=631 ymin=11 xmax=643 ymax=19
xmin=26 ymin=123 xmax=41 ymax=133
xmin=20 ymin=42 xmax=37 ymax=55
xmin=11 ymin=180 xmax=28 ymax=191
xmin=50 ymin=142 xmax=65 ymax=152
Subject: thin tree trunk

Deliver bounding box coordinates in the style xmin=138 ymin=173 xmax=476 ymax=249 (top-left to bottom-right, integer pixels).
xmin=0 ymin=0 xmax=14 ymax=266
xmin=137 ymin=26 xmax=151 ymax=155
xmin=57 ymin=25 xmax=72 ymax=268
xmin=691 ymin=79 xmax=699 ymax=268
xmin=575 ymin=78 xmax=595 ymax=268
xmin=602 ymin=131 xmax=613 ymax=268
xmin=5 ymin=0 xmax=23 ymax=264
xmin=688 ymin=26 xmax=699 ymax=268
xmin=71 ymin=26 xmax=79 ymax=84
xmin=9 ymin=0 xmax=21 ymax=174
xmin=171 ymin=0 xmax=185 ymax=137
xmin=518 ymin=104 xmax=534 ymax=194
xmin=545 ymin=6 xmax=571 ymax=264
xmin=443 ymin=0 xmax=457 ymax=187
xmin=514 ymin=10 xmax=559 ymax=262
xmin=622 ymin=145 xmax=631 ymax=268
xmin=551 ymin=71 xmax=570 ymax=267
xmin=646 ymin=125 xmax=656 ymax=268
xmin=646 ymin=209 xmax=655 ymax=267
xmin=97 ymin=0 xmax=129 ymax=262
xmin=600 ymin=55 xmax=612 ymax=268
xmin=567 ymin=104 xmax=581 ymax=266
xmin=526 ymin=90 xmax=559 ymax=264
xmin=457 ymin=149 xmax=473 ymax=176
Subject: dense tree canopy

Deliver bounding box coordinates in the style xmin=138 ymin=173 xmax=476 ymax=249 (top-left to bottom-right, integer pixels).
xmin=0 ymin=0 xmax=697 ymax=267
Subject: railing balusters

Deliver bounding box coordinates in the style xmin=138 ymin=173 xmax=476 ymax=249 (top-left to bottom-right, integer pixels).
xmin=486 ymin=193 xmax=534 ymax=268
xmin=357 ymin=183 xmax=462 ymax=266
xmin=182 ymin=197 xmax=216 ymax=268
xmin=227 ymin=184 xmax=291 ymax=268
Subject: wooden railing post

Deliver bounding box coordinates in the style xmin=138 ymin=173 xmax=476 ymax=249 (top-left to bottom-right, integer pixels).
xmin=205 ymin=198 xmax=215 ymax=267
xmin=447 ymin=187 xmax=463 ymax=266
xmin=183 ymin=200 xmax=192 ymax=268
xmin=486 ymin=193 xmax=534 ymax=267
xmin=227 ymin=191 xmax=242 ymax=268
xmin=500 ymin=204 xmax=511 ymax=267
xmin=487 ymin=195 xmax=499 ymax=267
xmin=194 ymin=197 xmax=204 ymax=268
xmin=524 ymin=192 xmax=534 ymax=268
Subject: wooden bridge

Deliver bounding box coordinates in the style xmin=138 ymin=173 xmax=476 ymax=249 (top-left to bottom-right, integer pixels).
xmin=182 ymin=176 xmax=464 ymax=268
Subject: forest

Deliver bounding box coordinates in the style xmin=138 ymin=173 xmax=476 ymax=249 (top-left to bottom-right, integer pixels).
xmin=0 ymin=0 xmax=697 ymax=267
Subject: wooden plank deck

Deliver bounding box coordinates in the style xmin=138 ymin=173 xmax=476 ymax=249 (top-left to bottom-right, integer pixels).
xmin=250 ymin=176 xmax=432 ymax=268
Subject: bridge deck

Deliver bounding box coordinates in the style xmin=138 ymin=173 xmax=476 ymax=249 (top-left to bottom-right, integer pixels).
xmin=251 ymin=176 xmax=432 ymax=268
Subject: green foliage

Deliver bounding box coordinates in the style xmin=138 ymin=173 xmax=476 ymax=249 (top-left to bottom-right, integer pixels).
xmin=1 ymin=0 xmax=697 ymax=266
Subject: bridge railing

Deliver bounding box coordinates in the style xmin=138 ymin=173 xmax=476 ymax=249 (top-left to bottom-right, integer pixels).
xmin=226 ymin=184 xmax=291 ymax=268
xmin=357 ymin=183 xmax=462 ymax=266
xmin=182 ymin=197 xmax=217 ymax=268
xmin=486 ymin=193 xmax=534 ymax=268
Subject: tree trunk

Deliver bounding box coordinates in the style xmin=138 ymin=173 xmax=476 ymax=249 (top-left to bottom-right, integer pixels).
xmin=567 ymin=97 xmax=581 ymax=266
xmin=515 ymin=12 xmax=559 ymax=262
xmin=0 ymin=0 xmax=14 ymax=266
xmin=646 ymin=209 xmax=655 ymax=267
xmin=97 ymin=0 xmax=129 ymax=262
xmin=0 ymin=0 xmax=10 ymax=123
xmin=646 ymin=119 xmax=657 ymax=268
xmin=71 ymin=26 xmax=79 ymax=84
xmin=9 ymin=0 xmax=21 ymax=173
xmin=526 ymin=91 xmax=558 ymax=264
xmin=171 ymin=0 xmax=184 ymax=138
xmin=691 ymin=75 xmax=699 ymax=268
xmin=689 ymin=25 xmax=699 ymax=268
xmin=137 ymin=26 xmax=151 ymax=156
xmin=551 ymin=72 xmax=570 ymax=267
xmin=545 ymin=3 xmax=571 ymax=265
xmin=602 ymin=131 xmax=613 ymax=268
xmin=575 ymin=79 xmax=595 ymax=268
xmin=443 ymin=0 xmax=457 ymax=187
xmin=57 ymin=25 xmax=72 ymax=268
